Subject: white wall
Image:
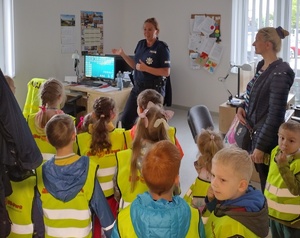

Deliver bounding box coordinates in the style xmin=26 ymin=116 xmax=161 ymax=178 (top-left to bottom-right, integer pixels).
xmin=14 ymin=0 xmax=237 ymax=113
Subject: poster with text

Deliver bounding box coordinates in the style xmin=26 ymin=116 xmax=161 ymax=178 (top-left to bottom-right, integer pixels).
xmin=81 ymin=11 xmax=103 ymax=55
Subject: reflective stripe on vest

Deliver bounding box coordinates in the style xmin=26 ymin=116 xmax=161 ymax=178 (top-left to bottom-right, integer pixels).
xmin=46 ymin=226 xmax=91 ymax=238
xmin=43 ymin=208 xmax=91 ymax=220
xmin=265 ymin=182 xmax=298 ymax=198
xmin=266 ymin=198 xmax=300 ymax=215
xmin=10 ymin=223 xmax=33 ymax=235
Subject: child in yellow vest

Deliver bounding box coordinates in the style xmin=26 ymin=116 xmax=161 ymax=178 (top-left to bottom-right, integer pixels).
xmin=264 ymin=120 xmax=300 ymax=237
xmin=116 ymin=103 xmax=175 ymax=210
xmin=36 ymin=114 xmax=115 ymax=238
xmin=205 ymin=146 xmax=269 ymax=237
xmin=112 ymin=140 xmax=205 ymax=238
xmin=183 ymin=129 xmax=223 ymax=222
xmin=77 ymin=97 xmax=126 ymax=237
xmin=125 ymin=88 xmax=184 ymax=157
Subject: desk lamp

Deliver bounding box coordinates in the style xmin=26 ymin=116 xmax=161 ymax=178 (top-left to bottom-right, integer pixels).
xmin=218 ymin=63 xmax=252 ymax=105
xmin=72 ymin=50 xmax=80 ymax=78
xmin=231 ymin=63 xmax=252 ymax=99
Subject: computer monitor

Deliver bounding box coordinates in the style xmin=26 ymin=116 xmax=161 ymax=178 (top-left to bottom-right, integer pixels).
xmin=84 ymin=55 xmax=115 ymax=81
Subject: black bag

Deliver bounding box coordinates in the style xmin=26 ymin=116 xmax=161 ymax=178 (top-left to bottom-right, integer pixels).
xmin=235 ymin=122 xmax=253 ymax=150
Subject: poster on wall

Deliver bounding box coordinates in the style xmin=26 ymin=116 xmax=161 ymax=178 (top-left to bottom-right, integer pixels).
xmin=188 ymin=14 xmax=223 ymax=73
xmin=81 ymin=11 xmax=103 ymax=55
xmin=60 ymin=14 xmax=76 ymax=54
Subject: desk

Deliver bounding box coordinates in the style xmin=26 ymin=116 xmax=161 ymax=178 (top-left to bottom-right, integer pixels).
xmin=64 ymin=84 xmax=131 ymax=114
xmin=219 ymin=93 xmax=295 ymax=135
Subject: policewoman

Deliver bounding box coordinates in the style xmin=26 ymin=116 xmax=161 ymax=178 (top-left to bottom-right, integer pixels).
xmin=112 ymin=17 xmax=171 ymax=130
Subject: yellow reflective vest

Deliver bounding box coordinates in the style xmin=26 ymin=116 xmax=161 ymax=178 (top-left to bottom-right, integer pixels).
xmin=6 ymin=176 xmax=36 ymax=238
xmin=124 ymin=126 xmax=176 ymax=149
xmin=27 ymin=113 xmax=77 ymax=154
xmin=116 ymin=203 xmax=201 ymax=238
xmin=23 ymin=78 xmax=46 ymax=118
xmin=116 ymin=149 xmax=148 ymax=210
xmin=36 ymin=159 xmax=98 ymax=238
xmin=205 ymin=212 xmax=260 ymax=237
xmin=264 ymin=146 xmax=300 ymax=224
xmin=77 ymin=128 xmax=126 ymax=197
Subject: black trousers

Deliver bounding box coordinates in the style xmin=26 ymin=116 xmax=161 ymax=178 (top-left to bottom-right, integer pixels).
xmin=120 ymin=84 xmax=165 ymax=130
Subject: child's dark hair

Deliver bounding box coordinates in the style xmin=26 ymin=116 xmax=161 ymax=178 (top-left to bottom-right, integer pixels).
xmin=90 ymin=97 xmax=116 ymax=155
xmin=45 ymin=114 xmax=75 ymax=149
xmin=197 ymin=129 xmax=224 ymax=172
xmin=142 ymin=140 xmax=181 ymax=195
xmin=39 ymin=78 xmax=65 ymax=128
xmin=130 ymin=105 xmax=170 ymax=191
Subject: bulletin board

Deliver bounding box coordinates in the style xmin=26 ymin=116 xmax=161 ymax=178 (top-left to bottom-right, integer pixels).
xmin=188 ymin=14 xmax=224 ymax=74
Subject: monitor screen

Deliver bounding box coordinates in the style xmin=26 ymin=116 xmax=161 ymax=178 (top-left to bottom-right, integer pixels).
xmin=84 ymin=55 xmax=115 ymax=80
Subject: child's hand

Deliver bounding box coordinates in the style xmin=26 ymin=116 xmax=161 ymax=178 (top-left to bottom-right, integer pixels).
xmin=275 ymin=150 xmax=288 ymax=164
xmin=207 ymin=186 xmax=215 ymax=202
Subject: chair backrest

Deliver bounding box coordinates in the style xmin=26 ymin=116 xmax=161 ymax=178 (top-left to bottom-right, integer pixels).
xmin=23 ymin=78 xmax=46 ymax=118
xmin=187 ymin=105 xmax=215 ymax=143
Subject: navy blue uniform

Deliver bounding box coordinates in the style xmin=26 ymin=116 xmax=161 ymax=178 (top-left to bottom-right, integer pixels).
xmin=120 ymin=38 xmax=170 ymax=129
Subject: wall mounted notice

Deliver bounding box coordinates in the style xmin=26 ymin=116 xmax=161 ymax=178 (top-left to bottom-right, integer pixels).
xmin=188 ymin=14 xmax=223 ymax=74
xmin=81 ymin=11 xmax=103 ymax=55
xmin=61 ymin=14 xmax=76 ymax=54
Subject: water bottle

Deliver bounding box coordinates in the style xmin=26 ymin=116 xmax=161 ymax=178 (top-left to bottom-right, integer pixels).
xmin=116 ymin=71 xmax=123 ymax=90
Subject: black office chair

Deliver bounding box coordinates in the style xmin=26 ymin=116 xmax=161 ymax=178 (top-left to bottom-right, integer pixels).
xmin=62 ymin=94 xmax=86 ymax=119
xmin=187 ymin=105 xmax=215 ymax=143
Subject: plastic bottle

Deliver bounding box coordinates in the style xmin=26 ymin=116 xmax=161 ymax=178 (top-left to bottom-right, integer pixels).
xmin=116 ymin=71 xmax=123 ymax=90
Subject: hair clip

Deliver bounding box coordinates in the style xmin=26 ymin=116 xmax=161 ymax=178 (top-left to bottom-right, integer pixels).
xmin=39 ymin=105 xmax=46 ymax=112
xmin=161 ymin=109 xmax=174 ymax=120
xmin=153 ymin=118 xmax=169 ymax=130
xmin=139 ymin=109 xmax=149 ymax=128
xmin=210 ymin=134 xmax=215 ymax=140
xmin=275 ymin=26 xmax=284 ymax=39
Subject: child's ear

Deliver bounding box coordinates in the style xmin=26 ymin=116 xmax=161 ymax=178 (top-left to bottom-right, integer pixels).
xmin=238 ymin=179 xmax=248 ymax=192
xmin=174 ymin=174 xmax=180 ymax=187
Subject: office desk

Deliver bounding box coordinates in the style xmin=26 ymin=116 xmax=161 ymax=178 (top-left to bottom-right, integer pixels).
xmin=64 ymin=84 xmax=131 ymax=114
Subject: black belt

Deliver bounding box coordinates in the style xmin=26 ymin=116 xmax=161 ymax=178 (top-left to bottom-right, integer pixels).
xmin=136 ymin=78 xmax=165 ymax=89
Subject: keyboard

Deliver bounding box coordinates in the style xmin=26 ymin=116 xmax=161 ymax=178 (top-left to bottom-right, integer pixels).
xmin=78 ymin=80 xmax=103 ymax=87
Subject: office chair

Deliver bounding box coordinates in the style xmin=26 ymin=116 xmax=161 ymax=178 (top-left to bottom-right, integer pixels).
xmin=62 ymin=94 xmax=86 ymax=119
xmin=187 ymin=105 xmax=215 ymax=143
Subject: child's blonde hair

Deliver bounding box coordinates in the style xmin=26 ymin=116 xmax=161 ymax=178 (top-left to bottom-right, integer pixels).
xmin=142 ymin=140 xmax=181 ymax=195
xmin=45 ymin=114 xmax=75 ymax=149
xmin=39 ymin=78 xmax=65 ymax=128
xmin=130 ymin=104 xmax=170 ymax=191
xmin=279 ymin=120 xmax=300 ymax=133
xmin=90 ymin=97 xmax=116 ymax=155
xmin=197 ymin=129 xmax=224 ymax=172
xmin=213 ymin=146 xmax=253 ymax=182
xmin=137 ymin=89 xmax=164 ymax=110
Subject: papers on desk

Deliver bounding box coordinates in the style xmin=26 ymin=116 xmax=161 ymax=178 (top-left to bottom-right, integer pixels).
xmin=94 ymin=86 xmax=120 ymax=92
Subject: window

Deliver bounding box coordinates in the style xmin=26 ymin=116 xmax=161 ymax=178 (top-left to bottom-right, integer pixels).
xmin=231 ymin=0 xmax=300 ymax=80
xmin=0 ymin=0 xmax=14 ymax=77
